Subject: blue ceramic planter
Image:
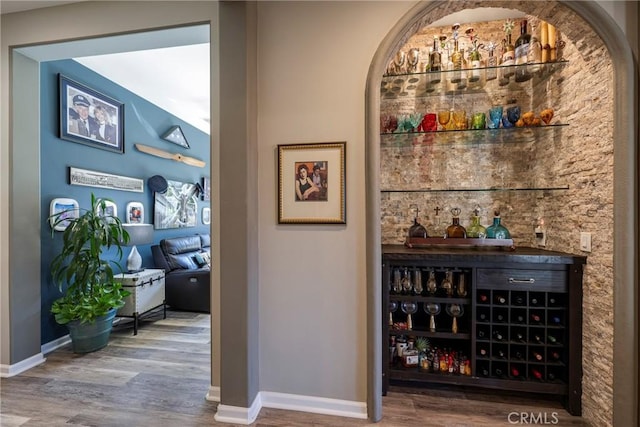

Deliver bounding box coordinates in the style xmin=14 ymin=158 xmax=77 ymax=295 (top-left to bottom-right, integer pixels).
xmin=67 ymin=308 xmax=117 ymax=353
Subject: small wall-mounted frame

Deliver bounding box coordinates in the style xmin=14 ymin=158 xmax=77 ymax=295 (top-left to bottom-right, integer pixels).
xmin=201 ymin=176 xmax=211 ymax=201
xmin=202 ymin=207 xmax=211 ymax=225
xmin=49 ymin=198 xmax=79 ymax=231
xmin=95 ymin=199 xmax=117 ymax=220
xmin=126 ymin=201 xmax=144 ymax=224
xmin=161 ymin=125 xmax=189 ymax=149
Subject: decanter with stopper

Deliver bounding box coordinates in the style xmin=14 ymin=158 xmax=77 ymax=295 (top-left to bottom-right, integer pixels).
xmin=446 ymin=208 xmax=466 ymax=238
xmin=485 ymin=211 xmax=511 ymax=239
xmin=466 ymin=208 xmax=487 ymax=238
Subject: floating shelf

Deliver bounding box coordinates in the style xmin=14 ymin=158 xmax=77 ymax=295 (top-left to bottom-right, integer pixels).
xmin=381 ymin=186 xmax=570 ymax=193
xmin=381 ymin=61 xmax=568 ymax=99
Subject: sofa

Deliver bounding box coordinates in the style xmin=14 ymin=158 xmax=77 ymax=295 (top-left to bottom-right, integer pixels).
xmin=151 ymin=234 xmax=210 ymax=313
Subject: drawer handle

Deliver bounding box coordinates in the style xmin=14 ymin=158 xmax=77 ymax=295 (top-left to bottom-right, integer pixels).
xmin=509 ymin=277 xmax=535 ymax=284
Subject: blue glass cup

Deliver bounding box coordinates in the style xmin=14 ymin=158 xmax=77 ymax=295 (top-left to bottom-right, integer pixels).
xmin=488 ymin=106 xmax=503 ymax=129
xmin=507 ymin=105 xmax=521 ymax=125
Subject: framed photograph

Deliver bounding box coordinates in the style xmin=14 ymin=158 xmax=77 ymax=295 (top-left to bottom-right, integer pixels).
xmin=201 ymin=176 xmax=211 ymax=201
xmin=277 ymin=141 xmax=346 ymax=224
xmin=59 ymin=74 xmax=124 ymax=154
xmin=154 ymin=180 xmax=198 ymax=229
xmin=49 ymin=198 xmax=79 ymax=231
xmin=126 ymin=201 xmax=144 ymax=224
xmin=202 ymin=207 xmax=211 ymax=225
xmin=94 ymin=199 xmax=117 ymax=220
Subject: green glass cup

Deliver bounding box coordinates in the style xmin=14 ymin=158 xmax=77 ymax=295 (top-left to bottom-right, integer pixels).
xmin=471 ymin=112 xmax=486 ymax=130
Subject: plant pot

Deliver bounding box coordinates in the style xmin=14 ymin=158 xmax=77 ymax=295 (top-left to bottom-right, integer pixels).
xmin=67 ymin=308 xmax=117 ymax=353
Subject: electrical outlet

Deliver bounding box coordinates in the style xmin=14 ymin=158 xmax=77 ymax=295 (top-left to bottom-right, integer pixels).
xmin=580 ymin=232 xmax=592 ymax=252
xmin=535 ymin=227 xmax=546 ymax=247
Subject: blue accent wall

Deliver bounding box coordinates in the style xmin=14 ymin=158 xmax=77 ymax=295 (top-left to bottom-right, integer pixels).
xmin=40 ymin=59 xmax=211 ymax=344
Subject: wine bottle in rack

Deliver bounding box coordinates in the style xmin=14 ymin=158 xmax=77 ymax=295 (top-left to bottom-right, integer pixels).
xmin=495 ymin=294 xmax=507 ymax=305
xmin=550 ymin=350 xmax=562 ymax=361
xmin=547 ymin=334 xmax=559 ymax=344
xmin=531 ymin=368 xmax=543 ymax=380
xmin=479 ymin=292 xmax=489 ymax=303
xmin=493 ymin=329 xmax=505 ymax=341
xmin=532 ymin=350 xmax=544 ymax=362
xmin=550 ymin=315 xmax=562 ymax=325
xmin=511 ymin=366 xmax=521 ymax=378
xmin=530 ymin=313 xmax=542 ymax=324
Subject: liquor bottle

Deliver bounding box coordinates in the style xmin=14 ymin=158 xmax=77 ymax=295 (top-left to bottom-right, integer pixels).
xmin=532 ymin=350 xmax=544 ymax=361
xmin=450 ymin=39 xmax=463 ymax=84
xmin=429 ymin=36 xmax=442 ymax=84
xmin=457 ymin=44 xmax=468 ymax=89
xmin=527 ymin=22 xmax=542 ymax=73
xmin=501 ymin=33 xmax=515 ymax=78
xmin=446 ymin=208 xmax=467 ymax=238
xmin=485 ymin=212 xmax=511 ymax=239
xmin=511 ymin=366 xmax=521 ymax=378
xmin=514 ymin=19 xmax=532 ymax=82
xmin=531 ymin=368 xmax=543 ymax=380
xmin=466 ymin=209 xmax=487 ymax=238
xmin=485 ymin=42 xmax=498 ymax=81
xmin=468 ymin=45 xmax=482 ymax=83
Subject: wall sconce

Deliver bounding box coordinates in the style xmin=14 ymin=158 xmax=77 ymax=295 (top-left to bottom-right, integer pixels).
xmin=161 ymin=125 xmax=189 ymax=149
xmin=121 ymin=224 xmax=154 ymax=273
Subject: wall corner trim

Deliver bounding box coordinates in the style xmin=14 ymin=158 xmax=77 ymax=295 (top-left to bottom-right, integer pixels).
xmin=214 ymin=393 xmax=262 ymax=425
xmin=206 ymin=386 xmax=221 ymax=402
xmin=0 ymin=352 xmax=45 ymax=378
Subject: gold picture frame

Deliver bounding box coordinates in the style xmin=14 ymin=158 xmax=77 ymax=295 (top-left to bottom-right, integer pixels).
xmin=277 ymin=142 xmax=346 ymax=224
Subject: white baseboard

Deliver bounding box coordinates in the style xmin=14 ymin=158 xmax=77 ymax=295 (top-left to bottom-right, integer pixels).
xmin=214 ymin=393 xmax=262 ymax=425
xmin=41 ymin=334 xmax=71 ymax=355
xmin=0 ymin=352 xmax=46 ymax=378
xmin=206 ymin=385 xmax=220 ymax=402
xmin=261 ymin=391 xmax=367 ymax=419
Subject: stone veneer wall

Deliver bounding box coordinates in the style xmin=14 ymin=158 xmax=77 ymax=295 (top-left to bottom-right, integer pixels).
xmin=379 ymin=2 xmax=614 ymax=426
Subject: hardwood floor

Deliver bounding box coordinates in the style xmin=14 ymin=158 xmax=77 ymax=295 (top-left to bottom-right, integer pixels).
xmin=1 ymin=310 xmax=586 ymax=426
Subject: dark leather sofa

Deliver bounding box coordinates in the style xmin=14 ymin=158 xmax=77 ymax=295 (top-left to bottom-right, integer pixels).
xmin=151 ymin=234 xmax=210 ymax=313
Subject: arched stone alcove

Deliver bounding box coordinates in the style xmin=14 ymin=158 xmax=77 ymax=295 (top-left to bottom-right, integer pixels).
xmin=365 ymin=2 xmax=636 ymax=426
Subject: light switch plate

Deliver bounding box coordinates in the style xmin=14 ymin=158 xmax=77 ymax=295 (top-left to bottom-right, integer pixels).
xmin=580 ymin=232 xmax=592 ymax=252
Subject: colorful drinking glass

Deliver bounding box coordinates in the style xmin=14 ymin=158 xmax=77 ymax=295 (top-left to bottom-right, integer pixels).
xmin=488 ymin=106 xmax=503 ymax=129
xmin=453 ymin=110 xmax=467 ymax=130
xmin=420 ymin=113 xmax=438 ymax=132
xmin=471 ymin=112 xmax=486 ymax=130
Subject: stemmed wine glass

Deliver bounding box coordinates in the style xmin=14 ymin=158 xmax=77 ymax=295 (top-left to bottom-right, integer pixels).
xmin=426 ymin=270 xmax=437 ymax=295
xmin=401 ymin=301 xmax=418 ymax=330
xmin=413 ymin=269 xmax=423 ymax=295
xmin=456 ymin=272 xmax=467 ymax=297
xmin=389 ymin=301 xmax=398 ymax=326
xmin=446 ymin=304 xmax=464 ymax=334
xmin=401 ymin=267 xmax=413 ymax=294
xmin=440 ymin=270 xmax=453 ymax=297
xmin=392 ymin=268 xmax=402 ymax=294
xmin=437 ymin=110 xmax=451 ymax=131
xmin=424 ymin=302 xmax=441 ymax=332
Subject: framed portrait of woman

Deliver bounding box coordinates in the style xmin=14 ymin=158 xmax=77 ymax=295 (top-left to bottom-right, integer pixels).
xmin=277 ymin=141 xmax=346 ymax=224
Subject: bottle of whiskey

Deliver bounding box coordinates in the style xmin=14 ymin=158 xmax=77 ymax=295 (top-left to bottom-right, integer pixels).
xmin=429 ymin=36 xmax=442 ymax=84
xmin=450 ymin=39 xmax=463 ymax=84
xmin=468 ymin=45 xmax=482 ymax=83
xmin=514 ymin=19 xmax=532 ymax=82
xmin=501 ymin=33 xmax=515 ymax=78
xmin=446 ymin=208 xmax=467 ymax=238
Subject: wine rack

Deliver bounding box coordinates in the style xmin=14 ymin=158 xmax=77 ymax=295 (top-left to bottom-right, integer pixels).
xmin=382 ymin=245 xmax=585 ymax=415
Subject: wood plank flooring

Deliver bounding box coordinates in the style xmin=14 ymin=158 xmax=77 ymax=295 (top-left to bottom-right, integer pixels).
xmin=0 ymin=310 xmax=586 ymax=426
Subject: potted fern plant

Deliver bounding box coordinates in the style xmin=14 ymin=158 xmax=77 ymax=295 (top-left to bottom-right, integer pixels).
xmin=49 ymin=193 xmax=130 ymax=353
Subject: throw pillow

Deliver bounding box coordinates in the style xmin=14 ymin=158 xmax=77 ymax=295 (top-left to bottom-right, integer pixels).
xmin=193 ymin=253 xmax=207 ymax=268
xmin=201 ymin=252 xmax=211 ymax=267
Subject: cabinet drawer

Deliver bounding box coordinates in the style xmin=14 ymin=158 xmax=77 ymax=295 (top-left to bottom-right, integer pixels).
xmin=476 ymin=268 xmax=567 ymax=292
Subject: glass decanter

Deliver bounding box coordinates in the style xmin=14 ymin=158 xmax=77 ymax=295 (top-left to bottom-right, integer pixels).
xmin=486 ymin=211 xmax=511 ymax=239
xmin=466 ymin=208 xmax=487 ymax=238
xmin=426 ymin=270 xmax=437 ymax=295
xmin=446 ymin=208 xmax=467 ymax=238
